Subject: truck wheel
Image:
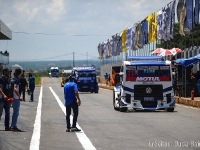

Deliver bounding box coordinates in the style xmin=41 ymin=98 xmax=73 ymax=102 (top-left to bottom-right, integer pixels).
xmin=113 ymin=90 xmax=119 ymax=111
xmin=166 ymin=108 xmax=174 ymax=112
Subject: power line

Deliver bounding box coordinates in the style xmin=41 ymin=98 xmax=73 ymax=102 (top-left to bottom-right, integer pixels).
xmin=13 ymin=31 xmax=110 ymax=36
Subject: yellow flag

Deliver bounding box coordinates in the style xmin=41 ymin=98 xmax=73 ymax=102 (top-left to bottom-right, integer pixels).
xmin=152 ymin=12 xmax=157 ymax=42
xmin=146 ymin=14 xmax=154 ymax=43
xmin=121 ymin=29 xmax=127 ymax=52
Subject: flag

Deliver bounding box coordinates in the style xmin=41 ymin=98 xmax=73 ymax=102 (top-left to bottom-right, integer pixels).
xmin=170 ymin=0 xmax=176 ymax=39
xmin=177 ymin=0 xmax=186 ymax=36
xmin=121 ymin=29 xmax=127 ymax=52
xmin=157 ymin=10 xmax=163 ymax=40
xmin=125 ymin=26 xmax=133 ymax=50
xmin=146 ymin=13 xmax=154 ymax=43
xmin=141 ymin=19 xmax=148 ymax=44
xmin=135 ymin=22 xmax=144 ymax=48
xmin=97 ymin=43 xmax=103 ymax=59
xmin=185 ymin=0 xmax=193 ymax=31
xmin=152 ymin=13 xmax=157 ymax=42
xmin=131 ymin=23 xmax=138 ymax=50
xmin=194 ymin=0 xmax=199 ymax=26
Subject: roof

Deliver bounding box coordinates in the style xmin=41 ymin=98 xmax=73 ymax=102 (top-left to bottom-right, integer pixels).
xmin=73 ymin=67 xmax=95 ymax=72
xmin=127 ymin=56 xmax=164 ymax=61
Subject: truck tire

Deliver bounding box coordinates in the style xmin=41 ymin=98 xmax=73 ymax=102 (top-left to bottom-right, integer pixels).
xmin=120 ymin=107 xmax=127 ymax=112
xmin=166 ymin=108 xmax=174 ymax=112
xmin=113 ymin=90 xmax=119 ymax=111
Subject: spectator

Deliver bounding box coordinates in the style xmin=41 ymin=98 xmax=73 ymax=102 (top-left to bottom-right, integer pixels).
xmin=114 ymin=73 xmax=120 ymax=86
xmin=104 ymin=73 xmax=108 ymax=85
xmin=20 ymin=74 xmax=28 ymax=101
xmin=108 ymin=74 xmax=111 ymax=86
xmin=0 ymin=68 xmax=12 ymax=131
xmin=11 ymin=68 xmax=23 ymax=132
xmin=28 ymin=73 xmax=35 ymax=102
xmin=64 ymin=75 xmax=81 ymax=132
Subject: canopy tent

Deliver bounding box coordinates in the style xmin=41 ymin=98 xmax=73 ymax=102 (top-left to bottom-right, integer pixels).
xmin=175 ymin=54 xmax=200 ymax=68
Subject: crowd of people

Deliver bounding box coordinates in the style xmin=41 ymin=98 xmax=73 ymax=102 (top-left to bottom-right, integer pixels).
xmin=0 ymin=68 xmax=35 ymax=132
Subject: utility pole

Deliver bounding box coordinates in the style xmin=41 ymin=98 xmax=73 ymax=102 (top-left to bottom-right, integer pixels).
xmin=73 ymin=52 xmax=75 ymax=67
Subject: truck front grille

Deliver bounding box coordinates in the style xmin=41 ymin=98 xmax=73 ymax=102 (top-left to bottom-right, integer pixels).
xmin=134 ymin=84 xmax=163 ymax=108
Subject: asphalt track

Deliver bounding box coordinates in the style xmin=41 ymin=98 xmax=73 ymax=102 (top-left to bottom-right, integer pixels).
xmin=0 ymin=77 xmax=200 ymax=150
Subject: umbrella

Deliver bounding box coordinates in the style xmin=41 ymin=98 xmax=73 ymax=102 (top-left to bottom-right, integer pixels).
xmin=158 ymin=48 xmax=182 ymax=56
xmin=158 ymin=50 xmax=174 ymax=56
xmin=151 ymin=48 xmax=166 ymax=54
xmin=168 ymin=47 xmax=182 ymax=55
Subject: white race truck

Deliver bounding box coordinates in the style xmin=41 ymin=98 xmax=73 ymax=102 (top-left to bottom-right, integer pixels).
xmin=113 ymin=56 xmax=175 ymax=112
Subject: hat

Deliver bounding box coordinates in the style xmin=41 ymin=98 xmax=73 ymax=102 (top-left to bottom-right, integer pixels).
xmin=2 ymin=68 xmax=10 ymax=72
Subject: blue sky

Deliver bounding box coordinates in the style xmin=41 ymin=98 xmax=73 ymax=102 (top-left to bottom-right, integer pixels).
xmin=0 ymin=0 xmax=174 ymax=61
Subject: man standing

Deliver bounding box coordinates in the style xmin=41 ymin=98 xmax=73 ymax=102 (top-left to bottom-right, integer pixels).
xmin=28 ymin=73 xmax=35 ymax=102
xmin=11 ymin=68 xmax=23 ymax=132
xmin=0 ymin=68 xmax=12 ymax=131
xmin=64 ymin=75 xmax=81 ymax=132
xmin=20 ymin=74 xmax=27 ymax=101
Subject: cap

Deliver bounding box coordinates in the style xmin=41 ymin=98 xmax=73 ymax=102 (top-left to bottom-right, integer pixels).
xmin=2 ymin=68 xmax=10 ymax=72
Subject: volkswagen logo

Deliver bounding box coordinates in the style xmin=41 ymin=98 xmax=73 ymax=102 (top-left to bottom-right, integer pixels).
xmin=146 ymin=87 xmax=152 ymax=94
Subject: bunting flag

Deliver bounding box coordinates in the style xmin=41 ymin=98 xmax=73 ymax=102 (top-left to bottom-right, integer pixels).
xmin=116 ymin=32 xmax=122 ymax=55
xmin=194 ymin=0 xmax=199 ymax=26
xmin=125 ymin=26 xmax=133 ymax=50
xmin=146 ymin=13 xmax=154 ymax=43
xmin=135 ymin=22 xmax=144 ymax=48
xmin=152 ymin=13 xmax=157 ymax=42
xmin=102 ymin=41 xmax=107 ymax=58
xmin=131 ymin=23 xmax=138 ymax=50
xmin=185 ymin=0 xmax=193 ymax=31
xmin=114 ymin=33 xmax=121 ymax=56
xmin=107 ymin=39 xmax=111 ymax=58
xmin=121 ymin=29 xmax=127 ymax=52
xmin=97 ymin=43 xmax=103 ymax=59
xmin=141 ymin=19 xmax=148 ymax=44
xmin=170 ymin=0 xmax=176 ymax=39
xmin=177 ymin=0 xmax=186 ymax=36
xmin=157 ymin=10 xmax=163 ymax=40
xmin=161 ymin=7 xmax=167 ymax=40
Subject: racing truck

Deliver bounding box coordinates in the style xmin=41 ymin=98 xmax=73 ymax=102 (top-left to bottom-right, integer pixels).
xmin=113 ymin=56 xmax=175 ymax=112
xmin=72 ymin=67 xmax=99 ymax=93
xmin=60 ymin=69 xmax=72 ymax=87
xmin=49 ymin=67 xmax=59 ymax=78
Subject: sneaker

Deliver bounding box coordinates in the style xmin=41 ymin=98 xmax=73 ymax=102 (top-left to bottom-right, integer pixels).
xmin=5 ymin=127 xmax=11 ymax=131
xmin=11 ymin=128 xmax=22 ymax=132
xmin=66 ymin=128 xmax=71 ymax=132
xmin=71 ymin=127 xmax=81 ymax=132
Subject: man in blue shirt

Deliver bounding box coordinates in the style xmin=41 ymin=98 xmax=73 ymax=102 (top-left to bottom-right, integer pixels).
xmin=64 ymin=75 xmax=81 ymax=132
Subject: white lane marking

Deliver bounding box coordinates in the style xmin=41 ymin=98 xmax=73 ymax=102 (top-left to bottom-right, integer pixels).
xmin=176 ymin=104 xmax=200 ymax=110
xmin=30 ymin=86 xmax=43 ymax=150
xmin=49 ymin=87 xmax=97 ymax=150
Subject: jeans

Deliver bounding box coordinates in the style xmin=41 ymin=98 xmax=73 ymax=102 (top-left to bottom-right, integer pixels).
xmin=30 ymin=88 xmax=35 ymax=101
xmin=0 ymin=98 xmax=11 ymax=128
xmin=21 ymin=86 xmax=26 ymax=100
xmin=11 ymin=99 xmax=20 ymax=128
xmin=66 ymin=100 xmax=78 ymax=129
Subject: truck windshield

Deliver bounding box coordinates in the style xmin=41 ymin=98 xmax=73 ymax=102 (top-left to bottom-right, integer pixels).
xmin=78 ymin=73 xmax=96 ymax=77
xmin=126 ymin=65 xmax=171 ymax=81
xmin=51 ymin=69 xmax=59 ymax=73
